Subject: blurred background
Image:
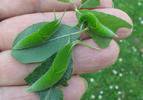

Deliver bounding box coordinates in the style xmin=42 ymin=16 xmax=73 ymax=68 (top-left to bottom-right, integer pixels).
xmin=81 ymin=0 xmax=143 ymax=100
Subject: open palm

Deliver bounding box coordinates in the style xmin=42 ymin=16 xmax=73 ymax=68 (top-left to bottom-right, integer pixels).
xmin=0 ymin=0 xmax=132 ymax=100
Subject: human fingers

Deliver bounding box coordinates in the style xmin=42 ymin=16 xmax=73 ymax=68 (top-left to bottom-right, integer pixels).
xmin=0 ymin=0 xmax=113 ymax=20
xmin=0 ymin=39 xmax=119 ymax=86
xmin=0 ymin=76 xmax=87 ymax=100
xmin=73 ymin=39 xmax=119 ymax=74
xmin=0 ymin=0 xmax=80 ymax=20
xmin=0 ymin=8 xmax=132 ymax=51
xmin=99 ymin=0 xmax=113 ymax=8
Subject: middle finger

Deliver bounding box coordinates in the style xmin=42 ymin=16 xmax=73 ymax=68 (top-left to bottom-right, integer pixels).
xmin=0 ymin=39 xmax=119 ymax=86
xmin=0 ymin=9 xmax=132 ymax=51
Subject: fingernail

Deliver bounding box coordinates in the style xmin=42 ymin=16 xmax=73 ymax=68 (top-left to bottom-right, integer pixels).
xmin=82 ymin=78 xmax=88 ymax=90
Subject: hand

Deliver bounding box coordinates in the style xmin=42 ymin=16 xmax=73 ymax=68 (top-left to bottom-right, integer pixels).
xmin=0 ymin=0 xmax=132 ymax=100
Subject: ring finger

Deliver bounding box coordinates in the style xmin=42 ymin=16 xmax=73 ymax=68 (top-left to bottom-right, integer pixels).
xmin=0 ymin=76 xmax=87 ymax=100
xmin=0 ymin=9 xmax=132 ymax=86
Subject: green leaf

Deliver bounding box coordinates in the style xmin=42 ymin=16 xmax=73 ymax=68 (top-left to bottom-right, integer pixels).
xmin=58 ymin=0 xmax=74 ymax=3
xmin=89 ymin=10 xmax=132 ymax=48
xmin=39 ymin=87 xmax=63 ymax=100
xmin=80 ymin=0 xmax=100 ymax=9
xmin=25 ymin=55 xmax=56 ymax=85
xmin=12 ymin=24 xmax=80 ymax=64
xmin=13 ymin=20 xmax=60 ymax=50
xmin=88 ymin=31 xmax=112 ymax=48
xmin=90 ymin=10 xmax=133 ymax=32
xmin=27 ymin=43 xmax=74 ymax=92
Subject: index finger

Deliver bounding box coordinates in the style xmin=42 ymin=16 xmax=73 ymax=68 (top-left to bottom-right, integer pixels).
xmin=0 ymin=8 xmax=132 ymax=51
xmin=0 ymin=0 xmax=113 ymax=20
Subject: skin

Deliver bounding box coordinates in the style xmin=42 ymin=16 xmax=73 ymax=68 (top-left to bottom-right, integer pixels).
xmin=0 ymin=0 xmax=133 ymax=100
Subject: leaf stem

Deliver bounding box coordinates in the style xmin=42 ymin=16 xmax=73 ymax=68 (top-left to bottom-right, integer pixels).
xmin=73 ymin=40 xmax=101 ymax=50
xmin=49 ymin=28 xmax=88 ymax=41
xmin=75 ymin=8 xmax=81 ymax=15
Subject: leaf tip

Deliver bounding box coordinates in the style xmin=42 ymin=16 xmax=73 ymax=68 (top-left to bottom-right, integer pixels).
xmin=114 ymin=34 xmax=119 ymax=38
xmin=12 ymin=42 xmax=24 ymax=50
xmin=26 ymin=86 xmax=35 ymax=92
xmin=12 ymin=45 xmax=20 ymax=50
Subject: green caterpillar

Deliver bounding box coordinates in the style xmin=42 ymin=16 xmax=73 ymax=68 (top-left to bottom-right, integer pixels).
xmin=27 ymin=43 xmax=73 ymax=92
xmin=13 ymin=20 xmax=61 ymax=50
xmin=77 ymin=10 xmax=118 ymax=38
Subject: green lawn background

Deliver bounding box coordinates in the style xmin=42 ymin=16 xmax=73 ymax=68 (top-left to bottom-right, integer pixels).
xmin=82 ymin=0 xmax=143 ymax=100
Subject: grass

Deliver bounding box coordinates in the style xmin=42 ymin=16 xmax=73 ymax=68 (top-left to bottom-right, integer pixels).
xmin=82 ymin=0 xmax=143 ymax=100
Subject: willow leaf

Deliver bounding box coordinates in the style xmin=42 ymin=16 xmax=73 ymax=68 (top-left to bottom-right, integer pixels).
xmin=12 ymin=24 xmax=80 ymax=64
xmin=90 ymin=10 xmax=133 ymax=32
xmin=88 ymin=31 xmax=112 ymax=48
